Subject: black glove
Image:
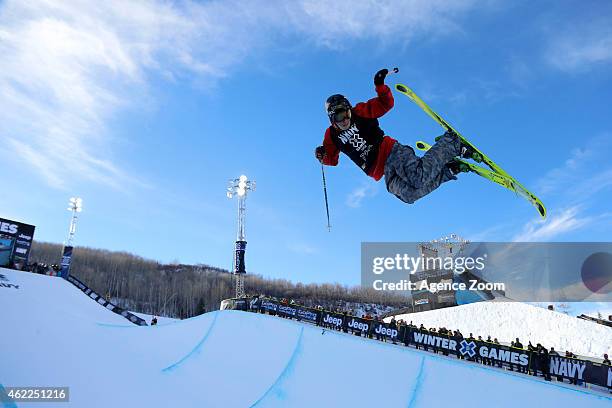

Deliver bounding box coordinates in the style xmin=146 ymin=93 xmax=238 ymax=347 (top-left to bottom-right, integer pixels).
xmin=374 ymin=68 xmax=388 ymax=86
xmin=315 ymin=145 xmax=326 ymax=162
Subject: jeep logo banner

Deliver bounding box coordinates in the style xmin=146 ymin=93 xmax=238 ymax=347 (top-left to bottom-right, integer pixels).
xmin=321 ymin=313 xmax=344 ymax=329
xmin=347 ymin=318 xmax=370 ymax=333
xmin=373 ymin=322 xmax=399 ymax=340
xmin=0 ymin=217 xmax=35 ymax=267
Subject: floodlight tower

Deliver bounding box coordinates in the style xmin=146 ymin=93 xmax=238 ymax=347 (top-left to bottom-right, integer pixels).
xmin=226 ymin=175 xmax=256 ymax=298
xmin=59 ymin=197 xmax=82 ymax=279
xmin=66 ymin=197 xmax=83 ymax=246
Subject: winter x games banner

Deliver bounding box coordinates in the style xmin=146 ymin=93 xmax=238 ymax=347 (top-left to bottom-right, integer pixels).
xmin=0 ymin=217 xmax=35 ymax=268
xmin=250 ymin=297 xmax=612 ymax=389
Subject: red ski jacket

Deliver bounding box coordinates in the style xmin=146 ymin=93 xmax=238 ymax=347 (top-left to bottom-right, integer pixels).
xmin=321 ymin=84 xmax=397 ymax=181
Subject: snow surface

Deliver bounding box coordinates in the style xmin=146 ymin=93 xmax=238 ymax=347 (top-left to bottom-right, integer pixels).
xmin=1 ymin=268 xmax=610 ymax=407
xmin=386 ymin=301 xmax=612 ymax=358
xmin=132 ymin=311 xmax=179 ymax=325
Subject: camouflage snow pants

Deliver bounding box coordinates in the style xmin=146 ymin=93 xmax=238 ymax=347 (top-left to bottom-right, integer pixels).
xmin=384 ymin=132 xmax=461 ymax=204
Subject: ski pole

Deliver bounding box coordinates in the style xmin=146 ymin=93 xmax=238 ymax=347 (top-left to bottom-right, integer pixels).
xmin=320 ymin=163 xmax=331 ymax=232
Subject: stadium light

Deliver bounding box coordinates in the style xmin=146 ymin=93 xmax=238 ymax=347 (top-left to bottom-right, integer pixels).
xmin=68 ymin=197 xmax=83 ymax=213
xmin=66 ymin=196 xmax=83 ymax=246
xmin=226 ymin=175 xmax=256 ymax=298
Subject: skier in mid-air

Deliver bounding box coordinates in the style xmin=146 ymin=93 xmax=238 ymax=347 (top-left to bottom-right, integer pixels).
xmin=315 ymin=69 xmax=474 ymax=204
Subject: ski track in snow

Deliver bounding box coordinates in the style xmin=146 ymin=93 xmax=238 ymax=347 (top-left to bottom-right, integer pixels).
xmin=162 ymin=311 xmax=219 ymax=372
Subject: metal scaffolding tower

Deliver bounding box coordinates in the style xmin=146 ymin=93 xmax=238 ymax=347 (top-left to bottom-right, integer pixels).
xmin=226 ymin=175 xmax=256 ymax=298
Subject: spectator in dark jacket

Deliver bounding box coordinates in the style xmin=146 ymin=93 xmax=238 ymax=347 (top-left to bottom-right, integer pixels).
xmin=537 ymin=345 xmax=551 ymax=381
xmin=513 ymin=339 xmax=526 ymax=373
xmin=389 ymin=318 xmax=398 ymax=344
xmin=549 ymin=348 xmax=563 ymax=382
xmin=528 ymin=342 xmax=538 ymax=375
xmin=489 ymin=338 xmax=502 ymax=367
xmin=374 ymin=316 xmax=383 ymax=341
xmin=565 ymin=351 xmax=577 ymax=384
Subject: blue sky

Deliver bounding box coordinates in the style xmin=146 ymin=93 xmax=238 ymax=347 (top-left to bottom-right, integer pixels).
xmin=1 ymin=0 xmax=611 ymax=287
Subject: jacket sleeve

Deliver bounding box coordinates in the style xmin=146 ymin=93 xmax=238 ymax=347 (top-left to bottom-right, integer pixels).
xmin=352 ymin=84 xmax=394 ymax=119
xmin=322 ymin=128 xmax=339 ymax=166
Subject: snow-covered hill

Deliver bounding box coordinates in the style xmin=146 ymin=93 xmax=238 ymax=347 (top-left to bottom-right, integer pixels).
xmin=386 ymin=301 xmax=611 ymax=358
xmin=1 ymin=268 xmax=610 ymax=407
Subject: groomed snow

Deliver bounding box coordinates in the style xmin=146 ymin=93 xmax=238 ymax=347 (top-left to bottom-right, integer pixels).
xmin=132 ymin=311 xmax=179 ymax=326
xmin=1 ymin=268 xmax=610 ymax=407
xmin=386 ymin=301 xmax=612 ymax=358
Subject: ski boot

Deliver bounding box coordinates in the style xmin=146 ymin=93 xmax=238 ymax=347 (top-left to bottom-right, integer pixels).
xmin=436 ymin=130 xmax=483 ymax=162
xmin=447 ymin=158 xmax=471 ymax=176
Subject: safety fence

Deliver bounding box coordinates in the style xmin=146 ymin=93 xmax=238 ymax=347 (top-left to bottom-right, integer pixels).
xmin=227 ymin=297 xmax=611 ymax=391
xmin=578 ymin=314 xmax=612 ymax=328
xmin=66 ymin=275 xmax=147 ymax=326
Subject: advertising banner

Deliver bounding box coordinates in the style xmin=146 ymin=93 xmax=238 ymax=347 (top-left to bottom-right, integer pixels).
xmin=247 ymin=298 xmax=611 ymax=389
xmin=59 ymin=246 xmax=73 ymax=278
xmin=346 ymin=316 xmax=371 ymax=335
xmin=234 ymin=240 xmax=247 ymax=274
xmin=260 ymin=299 xmax=278 ymax=313
xmin=277 ymin=304 xmax=298 ymax=318
xmin=0 ymin=237 xmax=13 ymax=267
xmin=548 ymin=356 xmax=611 ymax=386
xmin=0 ymin=218 xmax=35 ymax=267
xmin=371 ymin=321 xmax=400 ymax=341
xmin=296 ymin=307 xmax=320 ymax=325
xmin=320 ymin=311 xmax=345 ymax=331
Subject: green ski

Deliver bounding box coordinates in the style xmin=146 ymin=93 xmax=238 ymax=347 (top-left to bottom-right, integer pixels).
xmin=395 ymin=83 xmax=546 ymax=218
xmin=415 ymin=141 xmax=530 ymax=197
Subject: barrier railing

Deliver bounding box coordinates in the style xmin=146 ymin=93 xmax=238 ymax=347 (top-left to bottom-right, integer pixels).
xmin=578 ymin=314 xmax=612 ymax=328
xmin=66 ymin=275 xmax=147 ymax=326
xmin=232 ymin=296 xmax=611 ymax=391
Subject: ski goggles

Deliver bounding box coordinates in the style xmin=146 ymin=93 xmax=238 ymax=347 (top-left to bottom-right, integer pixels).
xmin=331 ymin=109 xmax=351 ymax=123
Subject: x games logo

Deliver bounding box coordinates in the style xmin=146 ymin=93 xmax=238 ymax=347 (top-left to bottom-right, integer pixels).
xmin=459 ymin=340 xmax=477 ymax=358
